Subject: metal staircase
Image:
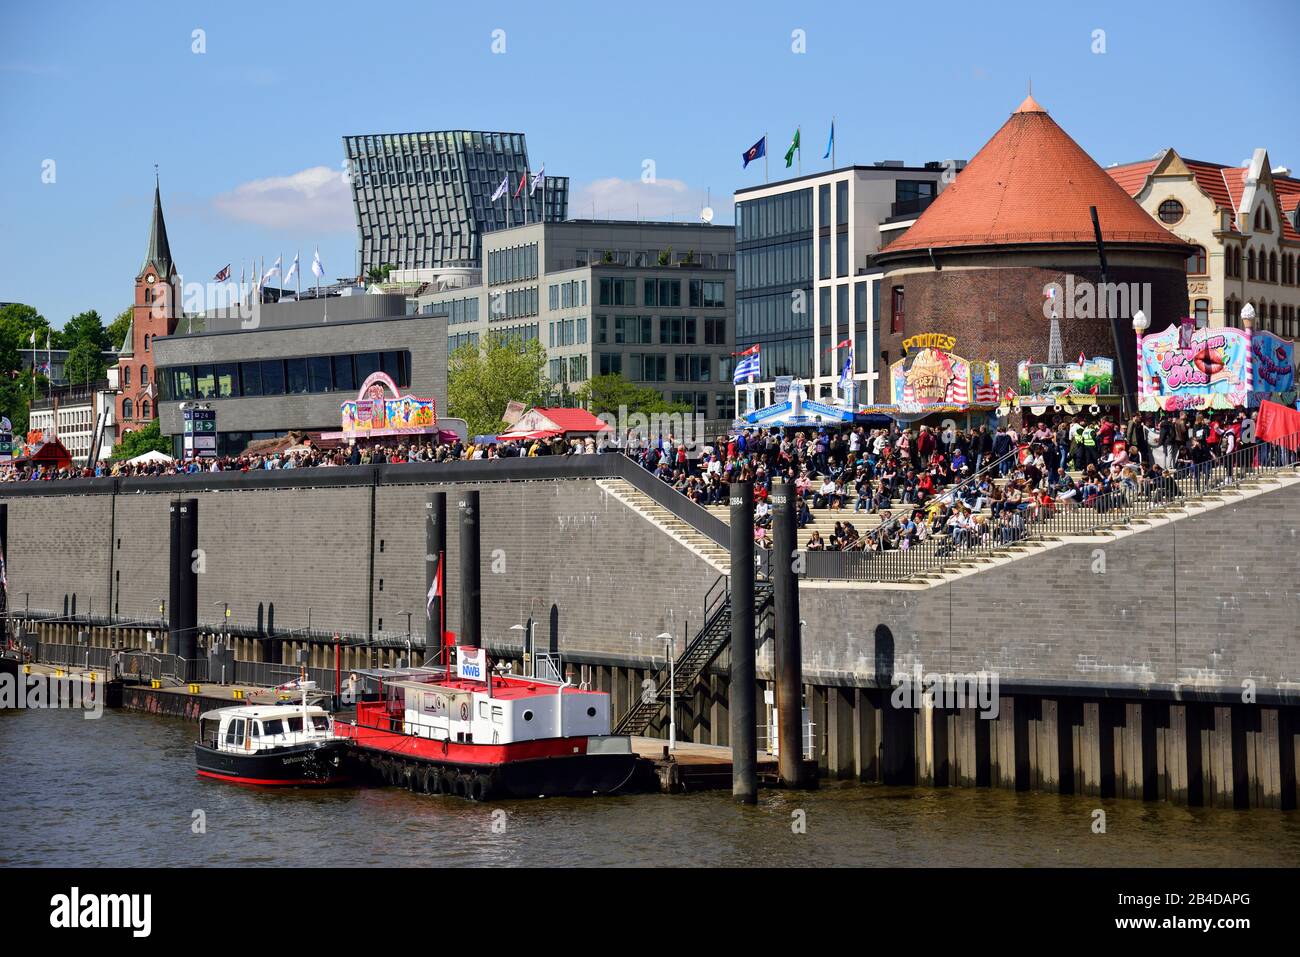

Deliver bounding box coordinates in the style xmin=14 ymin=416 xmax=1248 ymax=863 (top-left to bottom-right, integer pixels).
xmin=614 ymin=576 xmax=773 ymax=736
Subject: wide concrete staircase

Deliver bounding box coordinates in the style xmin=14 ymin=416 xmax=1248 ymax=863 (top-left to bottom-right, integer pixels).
xmin=598 ymin=452 xmax=1300 ymax=587
xmin=597 ymin=478 xmax=731 ymax=572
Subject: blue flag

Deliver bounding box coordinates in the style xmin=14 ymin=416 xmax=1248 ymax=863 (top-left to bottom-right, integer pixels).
xmin=742 ymin=136 xmax=766 ymax=169
xmin=823 ymin=122 xmax=834 ymax=160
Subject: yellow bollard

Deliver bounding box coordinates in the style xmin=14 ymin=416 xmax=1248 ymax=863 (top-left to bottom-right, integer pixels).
xmin=188 ymin=683 xmax=201 ymax=694
xmin=150 ymin=679 xmax=161 ymax=689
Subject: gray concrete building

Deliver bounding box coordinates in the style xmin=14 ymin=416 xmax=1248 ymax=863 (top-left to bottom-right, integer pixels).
xmin=153 ymin=292 xmax=447 ymax=457
xmin=415 ymin=219 xmax=738 ymax=420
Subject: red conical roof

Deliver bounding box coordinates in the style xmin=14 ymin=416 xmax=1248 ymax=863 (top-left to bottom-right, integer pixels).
xmin=882 ymin=98 xmax=1187 ymax=254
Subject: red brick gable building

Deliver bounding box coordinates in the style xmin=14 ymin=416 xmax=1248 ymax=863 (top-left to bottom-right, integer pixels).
xmin=118 ymin=179 xmax=180 ymax=437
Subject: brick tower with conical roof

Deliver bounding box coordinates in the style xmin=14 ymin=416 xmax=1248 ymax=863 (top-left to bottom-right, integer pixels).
xmin=876 ymin=95 xmax=1193 ymax=399
xmin=117 ymin=176 xmax=180 ymax=438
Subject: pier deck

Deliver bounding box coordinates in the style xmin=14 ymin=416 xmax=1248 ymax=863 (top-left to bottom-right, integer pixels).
xmin=629 ymin=736 xmax=787 ymax=793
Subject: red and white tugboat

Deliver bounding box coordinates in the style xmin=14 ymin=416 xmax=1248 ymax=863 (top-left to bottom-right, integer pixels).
xmin=336 ymin=649 xmax=637 ymax=800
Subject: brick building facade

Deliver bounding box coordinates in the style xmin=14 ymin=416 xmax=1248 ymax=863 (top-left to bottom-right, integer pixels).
xmin=118 ymin=179 xmax=181 ymax=438
xmin=876 ymin=97 xmax=1193 ymax=388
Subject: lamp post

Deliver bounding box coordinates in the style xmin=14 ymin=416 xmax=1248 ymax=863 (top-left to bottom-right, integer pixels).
xmin=657 ymin=631 xmax=675 ymax=752
xmin=1132 ymin=310 xmax=1150 ymax=408
xmin=1240 ymin=303 xmax=1256 ymax=411
xmin=510 ymin=621 xmax=535 ymax=677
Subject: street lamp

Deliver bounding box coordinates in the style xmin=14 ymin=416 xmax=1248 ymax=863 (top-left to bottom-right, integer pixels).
xmin=657 ymin=632 xmax=675 ymax=752
xmin=1132 ymin=310 xmax=1150 ymax=406
xmin=510 ymin=621 xmax=536 ymax=677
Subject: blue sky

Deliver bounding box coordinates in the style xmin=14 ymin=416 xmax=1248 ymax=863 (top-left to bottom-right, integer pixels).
xmin=2 ymin=0 xmax=1296 ymax=328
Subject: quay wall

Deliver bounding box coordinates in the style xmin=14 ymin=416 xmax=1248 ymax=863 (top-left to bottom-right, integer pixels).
xmin=1 ymin=462 xmax=1296 ymax=697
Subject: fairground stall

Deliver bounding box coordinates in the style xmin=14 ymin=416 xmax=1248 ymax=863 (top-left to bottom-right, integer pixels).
xmin=859 ymin=334 xmax=1002 ymax=427
xmin=1008 ymin=354 xmax=1118 ymax=421
xmin=322 ymin=371 xmax=450 ymax=447
xmin=1137 ymin=320 xmax=1297 ymax=413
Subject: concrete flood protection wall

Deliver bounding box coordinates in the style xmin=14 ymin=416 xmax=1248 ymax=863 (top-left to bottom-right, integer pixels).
xmin=1 ymin=460 xmax=1296 ymax=809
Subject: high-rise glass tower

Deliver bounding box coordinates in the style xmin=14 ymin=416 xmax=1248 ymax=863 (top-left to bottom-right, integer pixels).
xmin=342 ymin=130 xmax=569 ymax=275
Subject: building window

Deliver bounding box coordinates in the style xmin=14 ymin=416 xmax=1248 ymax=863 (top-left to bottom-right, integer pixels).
xmin=1186 ymin=246 xmax=1207 ymax=275
xmin=123 ymin=367 xmax=131 ymax=389
xmin=1158 ymin=199 xmax=1184 ymax=224
xmin=144 ymin=334 xmax=150 ymax=351
xmin=141 ymin=399 xmax=151 ymax=419
xmin=122 ymin=398 xmax=133 ymax=419
xmin=890 ymin=286 xmax=905 ymax=335
xmin=1248 ymin=250 xmax=1257 ymax=280
xmin=140 ymin=365 xmax=148 ymax=387
xmin=1193 ymin=299 xmax=1209 ymax=326
xmin=1269 ymin=251 xmax=1278 ymax=283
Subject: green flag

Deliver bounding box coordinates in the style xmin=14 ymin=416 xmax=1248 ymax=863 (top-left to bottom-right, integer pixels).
xmin=784 ymin=128 xmax=800 ymax=168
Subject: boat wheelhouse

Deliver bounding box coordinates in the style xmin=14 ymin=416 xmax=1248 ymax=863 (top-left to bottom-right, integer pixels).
xmin=195 ymin=703 xmax=348 ymax=786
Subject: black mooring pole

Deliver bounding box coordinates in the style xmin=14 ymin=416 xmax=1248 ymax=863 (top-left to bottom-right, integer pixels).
xmin=771 ymin=478 xmax=809 ymax=787
xmin=458 ymin=490 xmax=481 ymax=650
xmin=426 ymin=492 xmax=446 ymax=666
xmin=729 ymin=481 xmax=757 ymax=804
xmin=0 ymin=504 xmax=8 ymax=635
xmin=169 ymin=498 xmax=199 ymax=662
xmin=167 ymin=499 xmax=182 ymax=656
xmin=1091 ymin=205 xmax=1135 ymax=415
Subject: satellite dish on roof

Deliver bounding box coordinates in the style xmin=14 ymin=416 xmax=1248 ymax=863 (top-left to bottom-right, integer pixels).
xmin=700 ymin=206 xmax=714 ymax=224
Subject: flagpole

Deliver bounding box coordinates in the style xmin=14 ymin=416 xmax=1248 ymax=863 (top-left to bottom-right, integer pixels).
xmin=797 ymin=126 xmax=802 ymax=176
xmin=832 ymin=116 xmax=836 ymax=169
xmin=296 ymin=249 xmax=301 ymax=298
xmin=764 ymin=132 xmax=769 ymax=184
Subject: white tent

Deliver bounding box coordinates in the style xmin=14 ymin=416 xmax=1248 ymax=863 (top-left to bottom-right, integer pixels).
xmin=127 ymin=449 xmax=174 ymax=465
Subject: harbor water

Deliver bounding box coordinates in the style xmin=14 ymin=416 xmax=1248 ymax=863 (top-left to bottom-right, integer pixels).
xmin=2 ymin=707 xmax=1297 ymax=868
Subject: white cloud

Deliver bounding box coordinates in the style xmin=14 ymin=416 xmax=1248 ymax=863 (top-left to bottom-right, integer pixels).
xmin=212 ymin=166 xmax=353 ymax=234
xmin=570 ymin=176 xmax=727 ymax=223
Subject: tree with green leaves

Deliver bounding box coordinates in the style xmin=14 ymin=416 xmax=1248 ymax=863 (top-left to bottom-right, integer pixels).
xmin=447 ymin=331 xmax=549 ymax=437
xmin=112 ymin=420 xmax=172 ymax=461
xmin=575 ymin=373 xmax=690 ymax=417
xmin=106 ymin=307 xmax=132 ymax=353
xmin=64 ymin=339 xmax=108 ymax=385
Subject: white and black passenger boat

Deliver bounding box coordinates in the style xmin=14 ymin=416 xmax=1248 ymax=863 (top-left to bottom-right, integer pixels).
xmin=195 ymin=700 xmax=349 ymax=787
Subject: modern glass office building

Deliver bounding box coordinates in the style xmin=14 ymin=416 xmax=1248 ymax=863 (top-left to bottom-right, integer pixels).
xmin=342 ymin=130 xmax=569 ymax=275
xmin=733 ymin=163 xmax=959 ymax=407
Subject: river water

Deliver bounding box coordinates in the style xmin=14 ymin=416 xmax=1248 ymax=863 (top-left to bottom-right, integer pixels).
xmin=2 ymin=707 xmax=1297 ymax=867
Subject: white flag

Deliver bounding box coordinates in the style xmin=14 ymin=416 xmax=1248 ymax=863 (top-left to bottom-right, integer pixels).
xmin=28 ymin=330 xmax=36 ymax=345
xmin=530 ymin=165 xmax=545 ymax=195
xmin=311 ymin=247 xmax=325 ymax=279
xmin=259 ymin=256 xmax=281 ymax=287
xmin=490 ymin=175 xmax=508 ymax=202
xmin=284 ymin=252 xmax=299 ymax=286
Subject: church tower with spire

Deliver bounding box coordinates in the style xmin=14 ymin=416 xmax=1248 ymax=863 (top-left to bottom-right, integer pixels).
xmin=117 ymin=175 xmax=180 ymax=437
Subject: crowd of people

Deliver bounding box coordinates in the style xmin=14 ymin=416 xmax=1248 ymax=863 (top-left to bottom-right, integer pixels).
xmin=2 ymin=408 xmax=1291 ymax=564
xmin=630 ymin=407 xmax=1289 ymax=554
xmin=0 ymin=432 xmax=603 ymax=482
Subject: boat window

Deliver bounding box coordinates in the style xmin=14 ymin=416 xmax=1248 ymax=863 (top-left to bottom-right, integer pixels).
xmin=287 ymin=717 xmax=304 ymax=733
xmin=263 ymin=719 xmax=285 ymax=736
xmin=491 ymin=706 xmax=503 ymax=724
xmin=311 ymin=715 xmax=329 ymax=731
xmin=479 ymin=701 xmax=489 ymax=718
xmin=224 ymin=719 xmax=246 ymax=747
xmin=250 ymin=722 xmax=262 ymax=739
